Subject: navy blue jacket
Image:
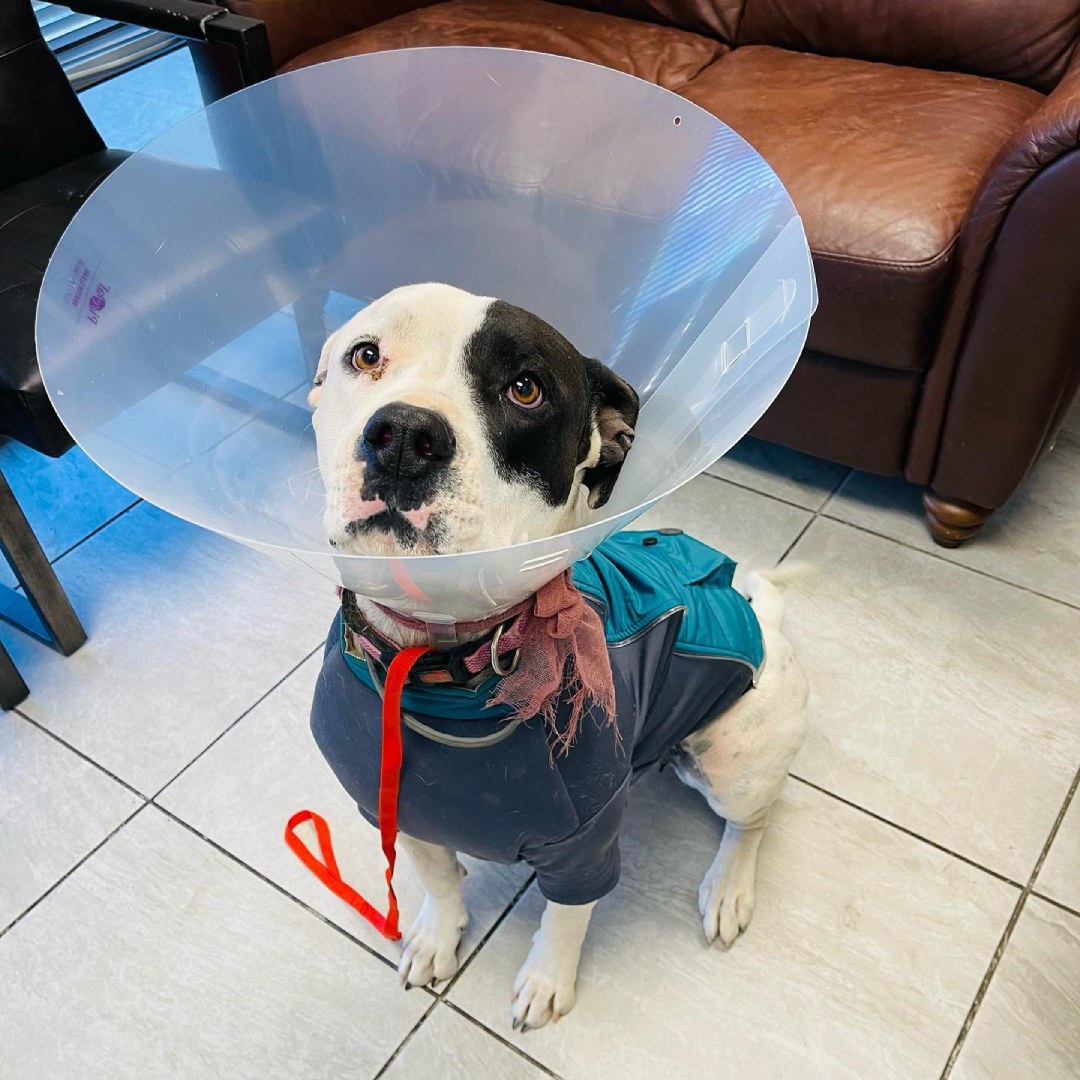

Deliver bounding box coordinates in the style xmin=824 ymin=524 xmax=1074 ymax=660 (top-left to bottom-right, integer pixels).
xmin=310 ymin=531 xmax=763 ymax=905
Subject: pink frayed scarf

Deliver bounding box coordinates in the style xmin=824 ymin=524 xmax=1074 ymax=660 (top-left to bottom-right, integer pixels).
xmin=373 ymin=572 xmax=616 ymax=754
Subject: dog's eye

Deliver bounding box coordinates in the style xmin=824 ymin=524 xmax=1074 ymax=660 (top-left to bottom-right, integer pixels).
xmin=507 ymin=373 xmax=543 ymax=409
xmin=349 ymin=342 xmax=381 ymax=371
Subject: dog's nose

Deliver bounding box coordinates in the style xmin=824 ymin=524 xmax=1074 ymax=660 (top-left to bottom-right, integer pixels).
xmin=359 ymin=403 xmax=456 ymax=479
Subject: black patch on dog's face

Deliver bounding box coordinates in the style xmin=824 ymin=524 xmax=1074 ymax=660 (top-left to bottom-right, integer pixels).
xmin=464 ymin=302 xmax=591 ymax=506
xmin=463 ymin=301 xmax=639 ymax=508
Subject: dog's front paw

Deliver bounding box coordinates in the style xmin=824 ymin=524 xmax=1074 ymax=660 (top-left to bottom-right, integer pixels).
xmin=510 ymin=954 xmax=578 ymax=1031
xmin=398 ymin=895 xmax=468 ymax=988
xmin=698 ymin=833 xmax=759 ymax=948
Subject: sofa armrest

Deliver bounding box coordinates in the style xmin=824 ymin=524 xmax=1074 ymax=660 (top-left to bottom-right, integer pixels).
xmin=909 ymin=55 xmax=1080 ymax=505
xmin=958 ymin=55 xmax=1080 ymax=274
xmin=64 ymin=0 xmax=273 ymax=86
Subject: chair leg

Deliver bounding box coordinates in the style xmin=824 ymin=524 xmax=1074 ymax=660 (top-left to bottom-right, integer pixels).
xmin=922 ymin=490 xmax=995 ymax=548
xmin=0 ymin=467 xmax=87 ymax=656
xmin=0 ymin=636 xmax=28 ymax=710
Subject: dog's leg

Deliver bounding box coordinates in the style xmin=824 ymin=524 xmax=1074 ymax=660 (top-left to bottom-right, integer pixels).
xmin=397 ymin=834 xmax=468 ymax=988
xmin=674 ymin=608 xmax=808 ymax=948
xmin=511 ymin=900 xmax=596 ymax=1031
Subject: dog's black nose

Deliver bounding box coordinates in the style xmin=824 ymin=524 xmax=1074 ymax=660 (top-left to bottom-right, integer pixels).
xmin=359 ymin=403 xmax=455 ymax=479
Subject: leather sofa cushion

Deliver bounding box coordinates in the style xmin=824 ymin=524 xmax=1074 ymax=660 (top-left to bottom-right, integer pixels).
xmin=565 ymin=0 xmax=745 ymax=41
xmin=738 ymin=0 xmax=1080 ymax=93
xmin=280 ymin=0 xmax=728 ymax=92
xmin=0 ymin=150 xmax=131 ymax=455
xmin=683 ymin=47 xmax=1043 ymax=370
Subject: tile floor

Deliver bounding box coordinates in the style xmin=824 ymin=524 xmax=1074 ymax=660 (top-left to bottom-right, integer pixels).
xmin=1 ymin=49 xmax=1078 ymax=1080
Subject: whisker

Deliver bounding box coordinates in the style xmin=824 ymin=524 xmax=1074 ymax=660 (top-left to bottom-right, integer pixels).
xmin=288 ymin=466 xmax=327 ymax=500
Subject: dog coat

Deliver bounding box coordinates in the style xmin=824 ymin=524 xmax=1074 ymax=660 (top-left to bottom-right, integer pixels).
xmin=310 ymin=530 xmax=764 ymax=906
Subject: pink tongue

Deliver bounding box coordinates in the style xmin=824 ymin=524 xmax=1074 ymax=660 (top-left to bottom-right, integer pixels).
xmin=400 ymin=504 xmax=432 ymax=531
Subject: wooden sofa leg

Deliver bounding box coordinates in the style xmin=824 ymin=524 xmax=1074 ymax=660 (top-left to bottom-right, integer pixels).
xmin=922 ymin=490 xmax=995 ymax=548
xmin=1 ymin=637 xmax=29 ymax=710
xmin=0 ymin=468 xmax=87 ymax=656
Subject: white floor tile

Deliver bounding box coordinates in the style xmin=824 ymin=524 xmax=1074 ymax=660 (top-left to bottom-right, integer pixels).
xmin=8 ymin=503 xmax=337 ymax=794
xmin=634 ymin=473 xmax=812 ymax=579
xmin=825 ymin=419 xmax=1080 ymax=607
xmin=450 ymin=772 xmax=1016 ymax=1080
xmin=785 ymin=519 xmax=1080 ymax=881
xmin=100 ymin=47 xmax=202 ymax=109
xmin=79 ymin=48 xmax=202 ymax=153
xmin=158 ymin=655 xmax=530 ymax=971
xmin=1037 ymin=790 xmax=1080 ymax=913
xmin=952 ymin=897 xmax=1080 ymax=1080
xmin=0 ymin=807 xmax=427 ymax=1080
xmin=0 ymin=713 xmax=141 ymax=930
xmin=706 ymin=436 xmax=850 ymax=510
xmin=79 ymin=84 xmax=200 ymax=151
xmin=0 ymin=441 xmax=137 ymax=589
xmin=383 ymin=1005 xmax=550 ymax=1080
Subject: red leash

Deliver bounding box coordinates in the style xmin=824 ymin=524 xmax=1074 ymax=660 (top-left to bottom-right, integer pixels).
xmin=285 ymin=645 xmax=431 ymax=941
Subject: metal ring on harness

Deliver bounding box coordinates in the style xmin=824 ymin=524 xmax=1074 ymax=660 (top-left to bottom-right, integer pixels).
xmin=490 ymin=622 xmax=521 ymax=677
xmin=364 ymin=655 xmax=527 ymax=748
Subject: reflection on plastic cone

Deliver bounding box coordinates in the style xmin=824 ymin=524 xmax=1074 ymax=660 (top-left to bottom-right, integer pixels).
xmin=36 ymin=48 xmax=815 ymax=626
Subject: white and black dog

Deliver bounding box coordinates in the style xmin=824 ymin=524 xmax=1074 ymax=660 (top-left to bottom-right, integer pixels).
xmin=308 ymin=283 xmax=808 ymax=1030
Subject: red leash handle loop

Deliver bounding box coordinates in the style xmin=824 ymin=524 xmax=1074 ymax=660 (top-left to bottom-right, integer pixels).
xmin=285 ymin=645 xmax=431 ymax=942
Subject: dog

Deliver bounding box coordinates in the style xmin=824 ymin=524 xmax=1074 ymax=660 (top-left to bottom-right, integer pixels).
xmin=307 ymin=282 xmax=808 ymax=1030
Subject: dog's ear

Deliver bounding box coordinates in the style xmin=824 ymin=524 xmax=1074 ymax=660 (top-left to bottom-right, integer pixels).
xmin=581 ymin=357 xmax=639 ymax=510
xmin=308 ymin=331 xmax=337 ymax=410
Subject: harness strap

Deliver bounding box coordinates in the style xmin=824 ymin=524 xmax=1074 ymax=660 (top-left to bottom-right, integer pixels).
xmin=285 ymin=644 xmax=431 ymax=942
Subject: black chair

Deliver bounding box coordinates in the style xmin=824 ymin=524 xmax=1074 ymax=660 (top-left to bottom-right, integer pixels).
xmin=0 ymin=0 xmax=120 ymax=705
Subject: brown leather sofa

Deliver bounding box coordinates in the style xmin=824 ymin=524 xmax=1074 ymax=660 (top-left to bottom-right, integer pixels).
xmin=85 ymin=1 xmax=1080 ymax=545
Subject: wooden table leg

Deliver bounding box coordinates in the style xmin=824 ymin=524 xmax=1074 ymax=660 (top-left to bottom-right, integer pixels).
xmin=0 ymin=636 xmax=29 ymax=710
xmin=0 ymin=467 xmax=87 ymax=656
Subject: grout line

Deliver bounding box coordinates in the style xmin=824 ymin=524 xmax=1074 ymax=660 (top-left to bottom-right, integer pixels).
xmin=819 ymin=510 xmax=1080 ymax=614
xmin=157 ymin=802 xmax=534 ymax=997
xmin=150 ymin=642 xmax=325 ymax=801
xmin=775 ymin=515 xmax=819 ymax=566
xmin=938 ymin=761 xmax=1080 ymax=1079
xmin=1 ymin=498 xmax=144 ymax=643
xmin=47 ymin=499 xmax=144 ymax=567
xmin=370 ymin=996 xmax=441 ymax=1080
xmin=1030 ymin=891 xmax=1080 ymax=921
xmin=442 ymin=1000 xmax=569 ymax=1079
xmin=1020 ymin=762 xmax=1080 ymax=890
xmin=699 ymin=458 xmax=1078 ymax=615
xmin=789 ymin=775 xmax=1026 ymax=890
xmin=440 ymin=872 xmax=537 ymax=997
xmin=152 ymin=804 xmax=418 ymax=981
xmin=938 ymin=890 xmax=1031 ymax=1080
xmin=937 ymin=889 xmax=1030 ymax=1080
xmin=698 ymin=468 xmax=827 ymax=513
xmin=13 ymin=708 xmax=147 ymax=799
xmin=773 ymin=481 xmax=832 ymax=566
xmin=818 ymin=467 xmax=854 ymax=514
xmin=0 ymin=802 xmax=149 ymax=940
xmin=12 ymin=640 xmax=322 ymax=805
